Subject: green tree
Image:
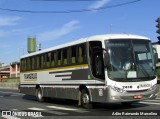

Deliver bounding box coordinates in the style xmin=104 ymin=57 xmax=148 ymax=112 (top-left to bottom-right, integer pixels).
xmin=156 ymin=68 xmax=160 ymax=80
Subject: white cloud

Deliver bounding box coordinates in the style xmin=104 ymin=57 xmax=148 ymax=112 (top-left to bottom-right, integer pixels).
xmin=88 ymin=0 xmax=111 ymax=9
xmin=0 ymin=16 xmax=22 ymax=26
xmin=37 ymin=20 xmax=80 ymax=42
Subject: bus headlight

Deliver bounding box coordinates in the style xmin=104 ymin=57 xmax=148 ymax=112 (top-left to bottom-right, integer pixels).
xmin=148 ymin=84 xmax=157 ymax=91
xmin=111 ymin=86 xmax=126 ymax=93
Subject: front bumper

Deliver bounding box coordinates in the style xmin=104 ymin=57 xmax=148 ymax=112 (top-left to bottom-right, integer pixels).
xmin=106 ymin=84 xmax=159 ymax=103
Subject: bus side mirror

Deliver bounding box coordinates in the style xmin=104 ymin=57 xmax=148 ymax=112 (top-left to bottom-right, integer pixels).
xmin=103 ymin=49 xmax=110 ymax=68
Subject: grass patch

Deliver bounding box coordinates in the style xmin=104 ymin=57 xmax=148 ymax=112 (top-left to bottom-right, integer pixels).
xmin=2 ymin=78 xmax=20 ymax=83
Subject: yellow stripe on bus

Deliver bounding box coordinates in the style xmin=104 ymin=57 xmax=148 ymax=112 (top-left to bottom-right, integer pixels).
xmin=21 ymin=64 xmax=88 ymax=73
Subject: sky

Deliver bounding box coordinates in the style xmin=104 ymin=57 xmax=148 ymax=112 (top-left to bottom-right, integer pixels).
xmin=0 ymin=0 xmax=159 ymax=65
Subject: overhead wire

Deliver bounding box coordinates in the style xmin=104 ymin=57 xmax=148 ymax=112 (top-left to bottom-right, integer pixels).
xmin=31 ymin=0 xmax=103 ymax=1
xmin=0 ymin=0 xmax=142 ymax=13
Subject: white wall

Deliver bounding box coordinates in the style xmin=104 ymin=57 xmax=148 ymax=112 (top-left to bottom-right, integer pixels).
xmin=153 ymin=44 xmax=160 ymax=59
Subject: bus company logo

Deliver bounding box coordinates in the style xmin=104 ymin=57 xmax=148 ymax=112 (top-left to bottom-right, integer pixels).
xmin=24 ymin=73 xmax=37 ymax=79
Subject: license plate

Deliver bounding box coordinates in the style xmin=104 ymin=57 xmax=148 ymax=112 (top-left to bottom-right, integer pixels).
xmin=134 ymin=94 xmax=143 ymax=99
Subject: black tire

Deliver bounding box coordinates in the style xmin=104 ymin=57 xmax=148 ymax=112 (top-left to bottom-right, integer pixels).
xmin=36 ymin=88 xmax=44 ymax=102
xmin=81 ymin=89 xmax=93 ymax=109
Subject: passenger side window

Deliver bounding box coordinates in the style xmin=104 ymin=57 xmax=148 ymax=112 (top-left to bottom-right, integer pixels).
xmin=36 ymin=55 xmax=41 ymax=69
xmin=71 ymin=46 xmax=77 ymax=64
xmin=46 ymin=53 xmax=51 ymax=68
xmin=51 ymin=51 xmax=56 ymax=67
xmin=27 ymin=58 xmax=31 ymax=70
xmin=41 ymin=55 xmax=44 ymax=68
xmin=21 ymin=59 xmax=25 ymax=71
xmin=70 ymin=44 xmax=86 ymax=65
xmin=78 ymin=45 xmax=84 ymax=63
xmin=63 ymin=49 xmax=67 ymax=65
xmin=31 ymin=57 xmax=35 ymax=69
xmin=58 ymin=50 xmax=62 ymax=66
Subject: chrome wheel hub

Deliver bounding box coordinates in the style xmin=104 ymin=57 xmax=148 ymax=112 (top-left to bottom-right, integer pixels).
xmin=82 ymin=94 xmax=89 ymax=104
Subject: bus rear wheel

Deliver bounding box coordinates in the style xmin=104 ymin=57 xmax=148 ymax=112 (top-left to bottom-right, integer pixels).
xmin=36 ymin=88 xmax=44 ymax=102
xmin=81 ymin=89 xmax=93 ymax=109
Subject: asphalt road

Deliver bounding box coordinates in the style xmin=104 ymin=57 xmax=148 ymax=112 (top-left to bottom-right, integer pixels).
xmin=0 ymin=89 xmax=160 ymax=119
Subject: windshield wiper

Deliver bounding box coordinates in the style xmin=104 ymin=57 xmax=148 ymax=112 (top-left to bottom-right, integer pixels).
xmin=137 ymin=63 xmax=151 ymax=79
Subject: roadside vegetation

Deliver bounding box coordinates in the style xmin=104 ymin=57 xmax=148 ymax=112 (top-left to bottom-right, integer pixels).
xmin=156 ymin=67 xmax=160 ymax=80
xmin=2 ymin=78 xmax=19 ymax=83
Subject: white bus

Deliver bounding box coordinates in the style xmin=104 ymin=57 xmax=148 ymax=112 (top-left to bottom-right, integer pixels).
xmin=20 ymin=34 xmax=159 ymax=108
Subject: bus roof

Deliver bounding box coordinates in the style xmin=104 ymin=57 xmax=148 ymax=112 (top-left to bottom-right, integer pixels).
xmin=87 ymin=34 xmax=150 ymax=41
xmin=21 ymin=34 xmax=150 ymax=59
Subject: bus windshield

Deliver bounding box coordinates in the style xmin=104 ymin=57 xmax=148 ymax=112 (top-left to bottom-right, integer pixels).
xmin=105 ymin=39 xmax=156 ymax=82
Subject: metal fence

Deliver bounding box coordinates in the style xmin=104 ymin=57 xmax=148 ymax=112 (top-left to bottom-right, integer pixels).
xmin=0 ymin=82 xmax=19 ymax=89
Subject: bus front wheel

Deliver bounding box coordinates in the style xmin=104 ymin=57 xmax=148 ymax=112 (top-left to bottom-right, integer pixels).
xmin=81 ymin=89 xmax=93 ymax=109
xmin=36 ymin=88 xmax=44 ymax=102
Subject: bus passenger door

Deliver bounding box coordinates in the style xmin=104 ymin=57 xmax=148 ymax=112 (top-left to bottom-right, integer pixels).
xmin=89 ymin=41 xmax=106 ymax=102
